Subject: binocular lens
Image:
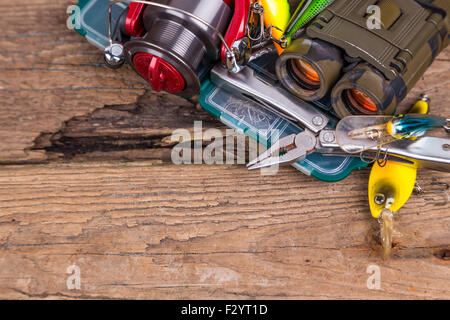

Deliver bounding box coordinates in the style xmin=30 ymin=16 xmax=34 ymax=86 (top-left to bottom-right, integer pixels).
xmin=344 ymin=89 xmax=378 ymax=114
xmin=276 ymin=37 xmax=343 ymax=102
xmin=290 ymin=59 xmax=321 ymax=89
xmin=331 ymin=63 xmax=400 ymax=118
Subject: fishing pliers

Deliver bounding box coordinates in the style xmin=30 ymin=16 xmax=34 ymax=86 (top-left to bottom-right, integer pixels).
xmin=247 ymin=130 xmax=326 ymax=170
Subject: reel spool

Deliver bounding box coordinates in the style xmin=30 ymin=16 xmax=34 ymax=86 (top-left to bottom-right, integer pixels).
xmin=124 ymin=0 xmax=233 ymax=97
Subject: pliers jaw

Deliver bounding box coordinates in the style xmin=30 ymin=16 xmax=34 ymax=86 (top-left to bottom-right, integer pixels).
xmin=247 ymin=131 xmax=318 ymax=170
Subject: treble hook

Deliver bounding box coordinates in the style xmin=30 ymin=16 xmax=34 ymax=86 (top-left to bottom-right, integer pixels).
xmin=414 ymin=181 xmax=449 ymax=206
xmin=247 ymin=2 xmax=265 ymax=42
xmin=267 ymin=25 xmax=288 ymax=49
xmin=445 ymin=119 xmax=450 ymax=133
xmin=376 ymin=147 xmax=389 ymax=167
xmin=359 ymin=145 xmax=389 ymax=167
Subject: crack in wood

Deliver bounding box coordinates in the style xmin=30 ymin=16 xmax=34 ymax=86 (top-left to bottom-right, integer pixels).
xmin=29 ymin=92 xmax=222 ymax=161
xmin=433 ymin=249 xmax=450 ymax=261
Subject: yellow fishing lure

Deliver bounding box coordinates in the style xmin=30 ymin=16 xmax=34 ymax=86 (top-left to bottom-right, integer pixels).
xmin=368 ymin=95 xmax=429 ymax=257
xmin=258 ymin=0 xmax=291 ymax=54
xmin=368 ymin=162 xmax=417 ymax=219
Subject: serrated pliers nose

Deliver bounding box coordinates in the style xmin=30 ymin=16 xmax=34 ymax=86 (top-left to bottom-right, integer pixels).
xmin=247 ymin=131 xmax=318 ymax=170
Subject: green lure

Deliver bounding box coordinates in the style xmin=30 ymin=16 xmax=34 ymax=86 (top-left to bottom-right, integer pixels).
xmin=387 ymin=114 xmax=448 ymax=140
xmin=285 ymin=0 xmax=335 ymax=38
xmin=337 ymin=114 xmax=449 ymax=154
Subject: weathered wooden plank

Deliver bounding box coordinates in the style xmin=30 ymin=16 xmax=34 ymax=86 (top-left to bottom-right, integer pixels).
xmin=0 ymin=0 xmax=449 ymax=300
xmin=0 ymin=162 xmax=448 ymax=299
xmin=0 ymin=0 xmax=146 ymax=162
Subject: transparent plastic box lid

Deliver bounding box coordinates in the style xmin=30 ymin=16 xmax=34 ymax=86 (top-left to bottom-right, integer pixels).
xmin=73 ymin=0 xmax=127 ymax=49
xmin=199 ymin=79 xmax=367 ymax=182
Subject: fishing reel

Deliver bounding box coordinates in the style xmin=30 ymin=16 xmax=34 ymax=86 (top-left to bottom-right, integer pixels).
xmin=104 ymin=0 xmax=253 ymax=97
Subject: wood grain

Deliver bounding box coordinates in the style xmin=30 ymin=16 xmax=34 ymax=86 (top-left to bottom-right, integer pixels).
xmin=0 ymin=162 xmax=448 ymax=299
xmin=0 ymin=0 xmax=449 ymax=299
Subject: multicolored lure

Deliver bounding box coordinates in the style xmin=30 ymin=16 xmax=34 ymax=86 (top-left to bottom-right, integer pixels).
xmin=258 ymin=0 xmax=291 ymax=54
xmin=336 ymin=114 xmax=449 ymax=154
xmin=386 ymin=114 xmax=447 ymax=140
xmin=285 ymin=0 xmax=335 ymax=38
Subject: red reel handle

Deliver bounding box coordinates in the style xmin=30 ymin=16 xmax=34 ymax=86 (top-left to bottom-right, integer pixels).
xmin=221 ymin=0 xmax=251 ymax=63
xmin=125 ymin=3 xmax=147 ymax=37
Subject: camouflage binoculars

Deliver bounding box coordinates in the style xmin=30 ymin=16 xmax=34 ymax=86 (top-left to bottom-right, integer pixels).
xmin=276 ymin=0 xmax=449 ymax=118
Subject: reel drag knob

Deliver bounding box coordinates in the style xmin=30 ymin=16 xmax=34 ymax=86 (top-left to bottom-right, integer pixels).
xmin=133 ymin=53 xmax=185 ymax=93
